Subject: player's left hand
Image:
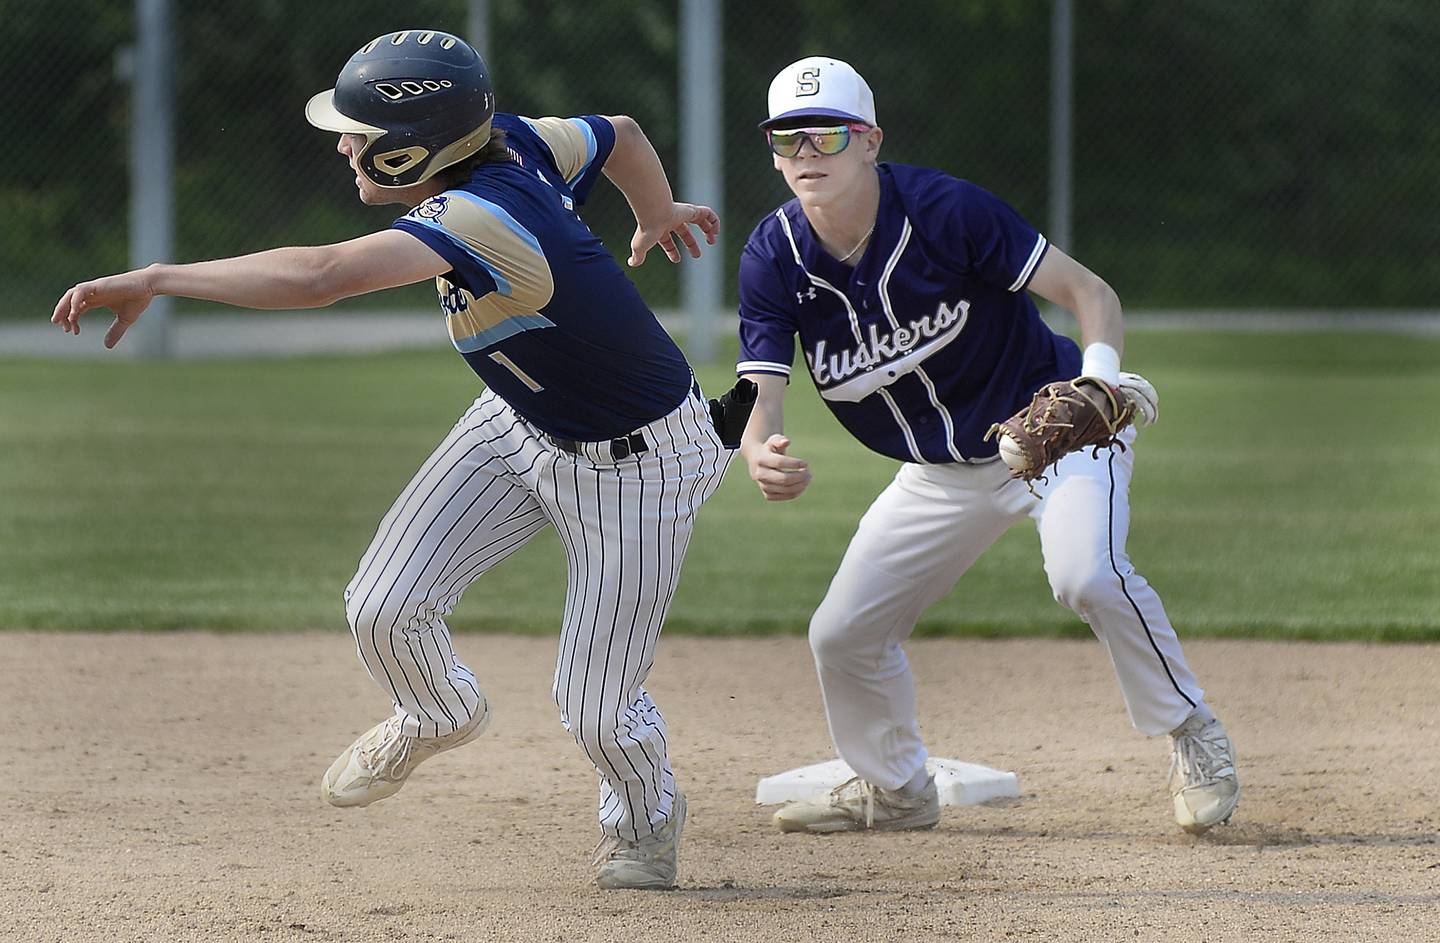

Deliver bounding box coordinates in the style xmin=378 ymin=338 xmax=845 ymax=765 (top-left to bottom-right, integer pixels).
xmin=1117 ymin=371 xmax=1159 ymax=427
xmin=628 ymin=202 xmax=720 ymax=267
xmin=52 ymin=270 xmax=157 ymax=349
xmin=986 ymin=376 xmax=1138 ymax=483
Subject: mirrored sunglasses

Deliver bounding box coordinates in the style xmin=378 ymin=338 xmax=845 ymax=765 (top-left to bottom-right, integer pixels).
xmin=766 ymin=123 xmax=871 ymax=159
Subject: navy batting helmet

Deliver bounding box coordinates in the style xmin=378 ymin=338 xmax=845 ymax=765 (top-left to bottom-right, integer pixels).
xmin=305 ymin=30 xmax=495 ymax=188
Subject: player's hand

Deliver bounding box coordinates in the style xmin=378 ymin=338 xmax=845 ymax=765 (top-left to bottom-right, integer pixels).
xmin=628 ymin=202 xmax=719 ymax=267
xmin=51 ymin=269 xmax=157 ymax=349
xmin=744 ymin=434 xmax=811 ymax=501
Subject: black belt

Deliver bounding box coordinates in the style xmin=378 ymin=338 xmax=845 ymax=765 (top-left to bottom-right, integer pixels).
xmin=549 ymin=431 xmax=650 ymax=461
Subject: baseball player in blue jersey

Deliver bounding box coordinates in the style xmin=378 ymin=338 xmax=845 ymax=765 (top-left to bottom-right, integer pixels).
xmin=737 ymin=57 xmax=1240 ymax=836
xmin=52 ymin=31 xmax=730 ymax=889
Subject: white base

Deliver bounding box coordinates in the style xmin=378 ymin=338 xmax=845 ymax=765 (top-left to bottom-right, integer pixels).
xmin=755 ymin=757 xmax=1019 ymax=807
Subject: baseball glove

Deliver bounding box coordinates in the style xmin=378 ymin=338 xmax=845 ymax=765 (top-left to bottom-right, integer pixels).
xmin=985 ymin=376 xmax=1138 ymax=484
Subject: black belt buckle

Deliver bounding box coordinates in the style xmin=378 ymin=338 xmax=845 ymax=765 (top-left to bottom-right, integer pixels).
xmin=552 ymin=432 xmax=647 ymax=460
xmin=610 ymin=431 xmax=648 ymax=460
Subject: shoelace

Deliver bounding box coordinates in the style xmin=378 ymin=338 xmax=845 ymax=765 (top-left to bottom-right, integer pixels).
xmin=831 ymin=777 xmax=877 ymax=828
xmin=591 ymin=829 xmax=673 ymax=867
xmin=1173 ymin=727 xmax=1232 ymax=787
xmin=592 ymin=835 xmax=623 ymax=867
xmin=357 ymin=717 xmax=413 ymax=775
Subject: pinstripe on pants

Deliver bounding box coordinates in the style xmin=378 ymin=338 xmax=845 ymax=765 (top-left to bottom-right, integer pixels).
xmin=343 ymin=386 xmax=728 ymax=840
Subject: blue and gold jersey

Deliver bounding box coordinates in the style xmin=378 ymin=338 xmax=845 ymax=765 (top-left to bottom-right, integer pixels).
xmin=393 ymin=113 xmax=692 ymax=441
xmin=737 ymin=163 xmax=1081 ymax=464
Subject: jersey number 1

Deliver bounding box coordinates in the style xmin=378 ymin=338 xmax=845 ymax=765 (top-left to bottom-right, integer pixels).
xmin=488 ymin=351 xmax=545 ymax=392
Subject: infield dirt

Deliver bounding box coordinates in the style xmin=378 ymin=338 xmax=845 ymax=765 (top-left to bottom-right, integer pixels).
xmin=4 ymin=633 xmax=1437 ymax=942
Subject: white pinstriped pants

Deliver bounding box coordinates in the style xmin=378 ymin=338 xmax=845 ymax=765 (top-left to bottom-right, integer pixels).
xmin=810 ymin=427 xmax=1209 ymax=791
xmin=343 ymin=385 xmax=728 ymax=840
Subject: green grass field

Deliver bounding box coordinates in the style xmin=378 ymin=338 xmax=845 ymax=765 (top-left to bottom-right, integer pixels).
xmin=2 ymin=330 xmax=1437 ymax=640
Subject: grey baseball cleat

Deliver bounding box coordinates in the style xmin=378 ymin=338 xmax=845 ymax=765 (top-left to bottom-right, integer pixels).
xmin=594 ymin=792 xmax=687 ymax=890
xmin=773 ymin=774 xmax=940 ymax=834
xmin=321 ymin=701 xmax=490 ymax=808
xmin=1169 ymin=713 xmax=1241 ymax=834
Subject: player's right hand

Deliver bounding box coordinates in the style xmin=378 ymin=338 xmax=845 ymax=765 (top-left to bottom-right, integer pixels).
xmin=628 ymin=202 xmax=720 ymax=267
xmin=745 ymin=434 xmax=811 ymax=501
xmin=52 ymin=269 xmax=156 ymax=349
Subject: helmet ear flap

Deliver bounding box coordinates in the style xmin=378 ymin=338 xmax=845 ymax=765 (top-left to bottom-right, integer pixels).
xmin=371 ymin=146 xmax=430 ymax=176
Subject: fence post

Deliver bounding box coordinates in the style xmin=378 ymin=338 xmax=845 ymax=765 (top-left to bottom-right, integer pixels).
xmin=1049 ymin=0 xmax=1073 ymax=256
xmin=679 ymin=0 xmax=723 ymax=363
xmin=127 ymin=0 xmax=176 ymax=358
xmin=467 ymin=0 xmax=490 ymax=64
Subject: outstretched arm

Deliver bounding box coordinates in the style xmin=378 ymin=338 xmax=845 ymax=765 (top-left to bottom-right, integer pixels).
xmin=52 ymin=230 xmax=449 ymax=349
xmin=601 ymin=114 xmax=719 ymax=267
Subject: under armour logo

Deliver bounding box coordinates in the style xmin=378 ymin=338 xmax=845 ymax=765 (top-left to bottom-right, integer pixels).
xmin=796 ymin=287 xmax=818 ymax=304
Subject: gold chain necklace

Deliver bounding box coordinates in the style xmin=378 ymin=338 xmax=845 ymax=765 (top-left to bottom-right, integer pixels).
xmin=835 ymin=224 xmax=875 ymax=264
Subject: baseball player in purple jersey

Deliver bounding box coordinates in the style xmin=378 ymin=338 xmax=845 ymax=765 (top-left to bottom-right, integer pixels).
xmin=736 ymin=57 xmax=1240 ymax=835
xmin=52 ymin=31 xmax=730 ymax=889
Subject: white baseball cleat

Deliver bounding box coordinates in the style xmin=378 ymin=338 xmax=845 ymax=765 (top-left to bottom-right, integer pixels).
xmin=593 ymin=792 xmax=686 ymax=890
xmin=1168 ymin=713 xmax=1241 ymax=834
xmin=322 ymin=701 xmax=490 ymax=808
xmin=773 ymin=774 xmax=940 ymax=834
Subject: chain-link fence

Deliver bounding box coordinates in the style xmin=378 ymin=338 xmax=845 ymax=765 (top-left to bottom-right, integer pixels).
xmin=5 ymin=0 xmax=1438 ymax=327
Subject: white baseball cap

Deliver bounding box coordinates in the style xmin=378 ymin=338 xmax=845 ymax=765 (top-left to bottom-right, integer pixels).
xmin=760 ymin=56 xmax=876 ymax=129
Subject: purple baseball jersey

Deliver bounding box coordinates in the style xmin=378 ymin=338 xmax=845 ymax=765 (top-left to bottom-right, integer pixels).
xmin=737 ymin=162 xmax=1082 ymax=463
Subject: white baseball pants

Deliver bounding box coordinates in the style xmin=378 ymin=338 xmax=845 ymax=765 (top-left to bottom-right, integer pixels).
xmin=343 ymin=386 xmax=728 ymax=840
xmin=810 ymin=428 xmax=1207 ymax=791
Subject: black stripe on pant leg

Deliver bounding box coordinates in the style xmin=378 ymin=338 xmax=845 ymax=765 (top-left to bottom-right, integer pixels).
xmin=599 ymin=788 xmax=622 ymax=823
xmin=634 ymin=700 xmax=673 ymax=802
xmin=631 ymin=423 xmax=686 ymax=800
xmin=402 ymin=633 xmax=455 ymax=736
xmin=350 ymin=402 xmax=508 ymax=596
xmin=412 ymin=634 xmax=459 ymax=737
xmin=600 ymin=463 xmax=656 ymax=836
xmin=354 ymin=440 xmax=493 ymax=723
xmin=631 ymin=413 xmax=683 ymax=685
xmin=389 ymin=444 xmax=537 ymax=727
xmin=562 ymin=456 xmax=588 ymax=689
xmin=616 ymin=463 xmax=666 ymax=825
xmin=634 ymin=433 xmax=670 ymax=680
xmin=560 ymin=459 xmax=589 ymax=742
xmin=413 ymin=483 xmax=528 ymax=629
xmin=432 ymin=509 xmax=549 ymax=616
xmin=370 ymin=461 xmax=501 ymax=726
xmin=1106 ymin=448 xmax=1196 ymax=709
xmin=436 ymin=630 xmax=482 ymax=703
xmin=547 ymin=460 xmax=582 ymax=687
xmin=350 ymin=432 xmax=473 ymax=597
xmin=404 ymin=479 xmax=542 ymax=730
xmin=617 ymin=701 xmax=665 ymax=814
xmin=396 ymin=475 xmax=516 ymax=732
xmin=627 ymin=443 xmax=675 ymax=808
xmin=366 ymin=439 xmax=521 ymax=642
xmin=565 ymin=460 xmax=631 ymax=836
xmin=641 ymin=411 xmax=689 ymax=681
xmin=432 ymin=492 xmax=547 ymax=601
xmin=582 ymin=462 xmax=643 ymax=841
xmin=406 ymin=477 xmax=516 ymax=627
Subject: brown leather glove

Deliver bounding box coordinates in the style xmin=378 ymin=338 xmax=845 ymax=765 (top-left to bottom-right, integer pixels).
xmin=985 ymin=377 xmax=1138 ymax=484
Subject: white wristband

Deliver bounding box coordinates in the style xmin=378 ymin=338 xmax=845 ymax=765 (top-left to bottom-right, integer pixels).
xmin=1081 ymin=342 xmax=1121 ymax=386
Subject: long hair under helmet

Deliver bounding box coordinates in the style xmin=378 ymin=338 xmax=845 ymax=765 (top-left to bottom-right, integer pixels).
xmin=305 ymin=30 xmax=495 ymax=188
